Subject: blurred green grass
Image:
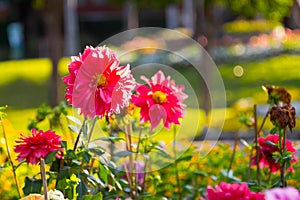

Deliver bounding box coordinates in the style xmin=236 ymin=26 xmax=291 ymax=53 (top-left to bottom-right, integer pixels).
xmin=0 ymin=54 xmax=300 ymax=136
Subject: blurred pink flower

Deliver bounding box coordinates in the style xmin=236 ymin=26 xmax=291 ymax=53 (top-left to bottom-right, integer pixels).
xmin=252 ymin=134 xmax=297 ymax=173
xmin=132 ymin=70 xmax=187 ymax=130
xmin=62 ymin=46 xmax=135 ymax=119
xmin=206 ymin=182 xmax=265 ymax=200
xmin=14 ymin=129 xmax=63 ymax=165
xmin=265 ymin=187 xmax=300 ymax=200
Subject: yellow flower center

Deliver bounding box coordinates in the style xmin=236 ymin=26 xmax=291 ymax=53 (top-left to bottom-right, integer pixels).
xmin=152 ymin=91 xmax=168 ymax=104
xmin=97 ymin=74 xmax=108 ymax=87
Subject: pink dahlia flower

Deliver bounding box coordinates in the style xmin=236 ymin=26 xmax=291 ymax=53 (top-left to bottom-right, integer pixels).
xmin=265 ymin=187 xmax=300 ymax=200
xmin=206 ymin=182 xmax=265 ymax=200
xmin=252 ymin=134 xmax=297 ymax=173
xmin=14 ymin=129 xmax=63 ymax=165
xmin=62 ymin=46 xmax=135 ymax=119
xmin=131 ymin=70 xmax=187 ymax=130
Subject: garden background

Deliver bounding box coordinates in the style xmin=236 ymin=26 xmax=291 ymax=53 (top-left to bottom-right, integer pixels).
xmin=1 ymin=0 xmax=300 ymax=199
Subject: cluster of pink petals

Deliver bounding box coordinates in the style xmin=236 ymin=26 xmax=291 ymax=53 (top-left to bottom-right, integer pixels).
xmin=205 ymin=182 xmax=265 ymax=200
xmin=252 ymin=134 xmax=297 ymax=173
xmin=14 ymin=129 xmax=63 ymax=165
xmin=62 ymin=46 xmax=135 ymax=119
xmin=131 ymin=70 xmax=187 ymax=130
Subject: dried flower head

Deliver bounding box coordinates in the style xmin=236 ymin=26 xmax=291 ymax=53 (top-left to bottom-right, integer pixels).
xmin=263 ymin=85 xmax=291 ymax=106
xmin=270 ymin=105 xmax=296 ymax=131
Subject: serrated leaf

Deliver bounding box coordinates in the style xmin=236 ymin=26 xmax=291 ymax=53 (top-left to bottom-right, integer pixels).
xmin=66 ymin=115 xmax=82 ymax=125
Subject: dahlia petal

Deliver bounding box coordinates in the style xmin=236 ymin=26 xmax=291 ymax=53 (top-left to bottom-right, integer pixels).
xmin=149 ymin=104 xmax=167 ymax=130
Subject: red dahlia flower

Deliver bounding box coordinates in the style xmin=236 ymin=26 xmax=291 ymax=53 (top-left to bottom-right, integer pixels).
xmin=132 ymin=70 xmax=187 ymax=130
xmin=252 ymin=134 xmax=297 ymax=173
xmin=14 ymin=129 xmax=63 ymax=165
xmin=206 ymin=182 xmax=265 ymax=200
xmin=62 ymin=46 xmax=135 ymax=119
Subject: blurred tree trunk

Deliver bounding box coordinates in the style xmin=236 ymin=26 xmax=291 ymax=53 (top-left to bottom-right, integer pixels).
xmin=123 ymin=0 xmax=138 ymax=29
xmin=287 ymin=0 xmax=300 ymax=28
xmin=64 ymin=0 xmax=80 ymax=56
xmin=182 ymin=0 xmax=194 ymax=32
xmin=44 ymin=0 xmax=63 ymax=106
xmin=166 ymin=4 xmax=179 ymax=29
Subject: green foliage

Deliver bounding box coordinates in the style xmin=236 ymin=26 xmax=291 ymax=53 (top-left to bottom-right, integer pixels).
xmin=223 ymin=20 xmax=281 ymax=34
xmin=226 ymin=0 xmax=294 ymax=21
xmin=23 ymin=177 xmax=42 ymax=195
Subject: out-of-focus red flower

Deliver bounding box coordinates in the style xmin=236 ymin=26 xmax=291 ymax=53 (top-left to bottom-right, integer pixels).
xmin=252 ymin=134 xmax=297 ymax=173
xmin=62 ymin=46 xmax=135 ymax=119
xmin=132 ymin=70 xmax=187 ymax=130
xmin=14 ymin=129 xmax=63 ymax=165
xmin=206 ymin=182 xmax=265 ymax=200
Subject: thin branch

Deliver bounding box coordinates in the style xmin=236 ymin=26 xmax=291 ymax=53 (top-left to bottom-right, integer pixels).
xmin=254 ymin=104 xmax=261 ymax=185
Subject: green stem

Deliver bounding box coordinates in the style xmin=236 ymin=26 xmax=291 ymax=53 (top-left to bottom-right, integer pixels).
xmin=227 ymin=130 xmax=239 ymax=176
xmin=1 ymin=117 xmax=21 ymax=198
xmin=280 ymin=128 xmax=287 ymax=187
xmin=173 ymin=125 xmax=182 ymax=200
xmin=73 ymin=117 xmax=87 ymax=151
xmin=248 ymin=106 xmax=269 ymax=182
xmin=87 ymin=118 xmax=97 ymax=144
xmin=40 ymin=159 xmax=48 ymax=200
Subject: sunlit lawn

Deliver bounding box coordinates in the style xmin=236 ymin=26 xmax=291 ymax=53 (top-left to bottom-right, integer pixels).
xmin=1 ymin=54 xmax=300 ymax=140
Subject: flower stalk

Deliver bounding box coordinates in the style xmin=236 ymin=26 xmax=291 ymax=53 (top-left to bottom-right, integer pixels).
xmin=0 ymin=116 xmax=21 ymax=198
xmin=173 ymin=125 xmax=182 ymax=200
xmin=40 ymin=158 xmax=48 ymax=200
xmin=254 ymin=104 xmax=261 ymax=185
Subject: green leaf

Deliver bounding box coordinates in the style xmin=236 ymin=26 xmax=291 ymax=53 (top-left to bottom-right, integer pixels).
xmin=95 ymin=136 xmax=125 ymax=143
xmin=114 ymin=150 xmax=132 ymax=158
xmin=270 ymin=127 xmax=278 ymax=134
xmin=23 ymin=177 xmax=42 ymax=195
xmin=154 ymin=145 xmax=172 ymax=159
xmin=175 ymin=155 xmax=192 ymax=163
xmin=83 ymin=192 xmax=103 ymax=200
xmin=81 ymin=170 xmax=105 ymax=187
xmin=87 ymin=147 xmax=105 ymax=156
xmin=98 ymin=164 xmax=108 ymax=184
xmin=67 ymin=115 xmax=82 ymax=125
xmin=68 ymin=125 xmax=80 ymax=134
xmin=45 ymin=150 xmax=59 ymax=164
xmin=265 ymin=140 xmax=277 ymax=147
xmin=0 ymin=161 xmax=10 ymax=168
xmin=61 ymin=141 xmax=67 ymax=150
